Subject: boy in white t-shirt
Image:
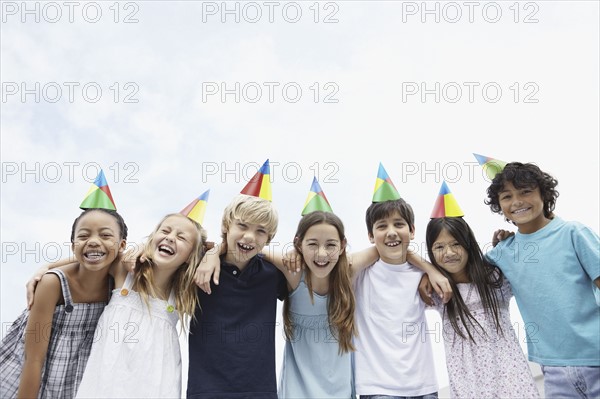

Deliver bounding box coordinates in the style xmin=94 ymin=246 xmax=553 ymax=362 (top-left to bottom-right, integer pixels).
xmin=353 ymin=164 xmax=438 ymax=399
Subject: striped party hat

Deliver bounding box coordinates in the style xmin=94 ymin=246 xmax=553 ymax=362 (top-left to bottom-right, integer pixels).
xmin=80 ymin=170 xmax=117 ymax=210
xmin=473 ymin=153 xmax=507 ymax=180
xmin=430 ymin=181 xmax=464 ymax=218
xmin=301 ymin=177 xmax=333 ymax=215
xmin=240 ymin=159 xmax=272 ymax=201
xmin=180 ymin=189 xmax=210 ymax=225
xmin=372 ymin=163 xmax=400 ymax=202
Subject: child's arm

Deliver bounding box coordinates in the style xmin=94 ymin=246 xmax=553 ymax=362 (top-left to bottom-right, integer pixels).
xmin=349 ymin=246 xmax=378 ymax=280
xmin=492 ymin=229 xmax=515 ymax=247
xmin=26 ymin=257 xmax=76 ymax=309
xmin=261 ymin=247 xmax=302 ymax=290
xmin=18 ymin=273 xmax=62 ymax=398
xmin=26 ymin=244 xmax=135 ymax=307
xmin=407 ymin=251 xmax=452 ymax=303
xmin=194 ymin=243 xmax=225 ymax=294
xmin=417 ymin=273 xmax=434 ymax=306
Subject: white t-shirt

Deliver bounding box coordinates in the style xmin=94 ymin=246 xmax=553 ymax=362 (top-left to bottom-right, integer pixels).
xmin=353 ymin=259 xmax=438 ymax=396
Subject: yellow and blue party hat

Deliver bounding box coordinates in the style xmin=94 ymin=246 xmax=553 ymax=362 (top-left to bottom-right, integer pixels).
xmin=180 ymin=189 xmax=210 ymax=225
xmin=430 ymin=181 xmax=464 ymax=218
xmin=240 ymin=159 xmax=272 ymax=201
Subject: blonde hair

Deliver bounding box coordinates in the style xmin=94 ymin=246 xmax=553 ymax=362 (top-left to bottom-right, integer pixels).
xmin=134 ymin=213 xmax=207 ymax=330
xmin=221 ymin=194 xmax=278 ymax=243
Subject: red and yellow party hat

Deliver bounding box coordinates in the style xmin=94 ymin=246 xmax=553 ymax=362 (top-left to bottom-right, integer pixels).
xmin=473 ymin=153 xmax=507 ymax=180
xmin=80 ymin=169 xmax=117 ymax=210
xmin=430 ymin=181 xmax=464 ymax=218
xmin=301 ymin=177 xmax=333 ymax=215
xmin=180 ymin=189 xmax=210 ymax=225
xmin=240 ymin=159 xmax=272 ymax=201
xmin=372 ymin=163 xmax=400 ymax=202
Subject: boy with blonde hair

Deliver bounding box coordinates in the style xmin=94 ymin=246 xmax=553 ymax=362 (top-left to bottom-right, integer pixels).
xmin=187 ymin=191 xmax=287 ymax=398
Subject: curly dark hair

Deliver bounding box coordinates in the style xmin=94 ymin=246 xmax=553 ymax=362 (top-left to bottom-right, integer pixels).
xmin=485 ymin=162 xmax=559 ymax=223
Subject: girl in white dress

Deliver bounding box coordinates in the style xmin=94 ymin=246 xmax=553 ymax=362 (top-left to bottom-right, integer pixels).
xmin=76 ymin=211 xmax=207 ymax=398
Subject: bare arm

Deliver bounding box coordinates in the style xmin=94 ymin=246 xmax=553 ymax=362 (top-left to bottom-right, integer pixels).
xmin=349 ymin=246 xmax=378 ymax=281
xmin=26 ymin=258 xmax=76 ymax=309
xmin=194 ymin=243 xmax=225 ymax=294
xmin=261 ymin=246 xmax=302 ymax=290
xmin=407 ymin=251 xmax=452 ymax=303
xmin=18 ymin=274 xmax=62 ymax=399
xmin=418 ymin=273 xmax=434 ymax=306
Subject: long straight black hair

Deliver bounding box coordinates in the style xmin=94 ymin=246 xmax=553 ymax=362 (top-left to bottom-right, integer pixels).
xmin=426 ymin=217 xmax=504 ymax=342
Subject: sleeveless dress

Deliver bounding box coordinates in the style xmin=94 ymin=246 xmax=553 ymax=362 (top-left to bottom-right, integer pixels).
xmin=278 ymin=273 xmax=354 ymax=398
xmin=76 ymin=272 xmax=181 ymax=398
xmin=432 ymin=278 xmax=540 ymax=398
xmin=0 ymin=269 xmax=109 ymax=398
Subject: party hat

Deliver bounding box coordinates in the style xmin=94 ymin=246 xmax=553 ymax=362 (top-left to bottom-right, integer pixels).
xmin=80 ymin=170 xmax=117 ymax=210
xmin=301 ymin=177 xmax=333 ymax=215
xmin=180 ymin=189 xmax=210 ymax=225
xmin=430 ymin=181 xmax=464 ymax=218
xmin=372 ymin=163 xmax=400 ymax=202
xmin=240 ymin=159 xmax=272 ymax=201
xmin=473 ymin=153 xmax=507 ymax=180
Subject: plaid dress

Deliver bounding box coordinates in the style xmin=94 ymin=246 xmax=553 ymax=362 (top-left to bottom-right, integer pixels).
xmin=0 ymin=269 xmax=109 ymax=399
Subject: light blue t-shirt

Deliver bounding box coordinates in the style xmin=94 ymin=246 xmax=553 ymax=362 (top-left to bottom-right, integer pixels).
xmin=486 ymin=217 xmax=600 ymax=366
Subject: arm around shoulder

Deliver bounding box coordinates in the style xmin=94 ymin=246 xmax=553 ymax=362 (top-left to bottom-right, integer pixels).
xmin=349 ymin=246 xmax=378 ymax=278
xmin=26 ymin=257 xmax=77 ymax=309
xmin=407 ymin=250 xmax=452 ymax=303
xmin=261 ymin=246 xmax=301 ymax=290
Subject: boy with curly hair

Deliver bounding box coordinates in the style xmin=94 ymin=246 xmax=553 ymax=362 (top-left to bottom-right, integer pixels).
xmin=485 ymin=162 xmax=600 ymax=398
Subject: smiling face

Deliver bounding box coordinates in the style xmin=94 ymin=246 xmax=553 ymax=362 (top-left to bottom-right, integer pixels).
xmin=431 ymin=228 xmax=469 ymax=283
xmin=298 ymin=223 xmax=345 ymax=280
xmin=149 ymin=214 xmax=197 ymax=271
xmin=224 ymin=219 xmax=270 ymax=268
xmin=72 ymin=210 xmax=126 ymax=272
xmin=499 ymin=181 xmax=549 ymax=233
xmin=369 ymin=210 xmax=414 ymax=264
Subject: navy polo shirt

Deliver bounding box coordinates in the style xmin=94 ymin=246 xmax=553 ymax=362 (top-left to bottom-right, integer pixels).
xmin=187 ymin=254 xmax=287 ymax=399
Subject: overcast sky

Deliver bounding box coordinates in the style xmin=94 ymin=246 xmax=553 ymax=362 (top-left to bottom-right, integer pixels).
xmin=1 ymin=0 xmax=599 ymax=394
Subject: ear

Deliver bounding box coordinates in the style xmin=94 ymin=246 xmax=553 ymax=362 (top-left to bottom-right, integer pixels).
xmin=118 ymin=239 xmax=127 ymax=252
xmin=410 ymin=227 xmax=415 ymax=241
xmin=340 ymin=238 xmax=347 ymax=255
xmin=368 ymin=234 xmax=375 ymax=244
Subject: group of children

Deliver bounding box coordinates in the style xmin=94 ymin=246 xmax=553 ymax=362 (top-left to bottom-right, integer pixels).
xmin=0 ymin=157 xmax=598 ymax=399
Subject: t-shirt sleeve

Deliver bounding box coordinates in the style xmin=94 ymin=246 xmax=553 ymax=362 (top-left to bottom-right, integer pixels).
xmin=276 ymin=269 xmax=288 ymax=301
xmin=572 ymin=223 xmax=600 ymax=281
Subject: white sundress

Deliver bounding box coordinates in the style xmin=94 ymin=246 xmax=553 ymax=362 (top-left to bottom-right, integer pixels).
xmin=76 ymin=272 xmax=181 ymax=398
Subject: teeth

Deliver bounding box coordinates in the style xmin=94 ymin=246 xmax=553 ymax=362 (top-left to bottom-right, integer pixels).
xmin=85 ymin=252 xmax=105 ymax=259
xmin=239 ymin=243 xmax=254 ymax=250
xmin=158 ymin=245 xmax=175 ymax=255
xmin=385 ymin=241 xmax=400 ymax=247
xmin=513 ymin=208 xmax=529 ymax=214
xmin=314 ymin=261 xmax=328 ymax=267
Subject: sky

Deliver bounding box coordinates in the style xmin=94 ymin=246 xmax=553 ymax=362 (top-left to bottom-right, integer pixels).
xmin=1 ymin=0 xmax=599 ymax=395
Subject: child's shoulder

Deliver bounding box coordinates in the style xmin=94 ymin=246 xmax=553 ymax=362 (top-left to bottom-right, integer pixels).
xmin=30 ymin=271 xmax=64 ymax=307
